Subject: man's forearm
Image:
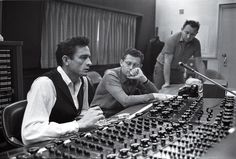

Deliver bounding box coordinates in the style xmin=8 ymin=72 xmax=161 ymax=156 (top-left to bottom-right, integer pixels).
xmin=195 ymin=58 xmax=206 ymax=80
xmin=198 ymin=61 xmax=206 ymax=75
xmin=163 ymin=63 xmax=171 ymax=84
xmin=142 ymin=79 xmax=159 ymax=93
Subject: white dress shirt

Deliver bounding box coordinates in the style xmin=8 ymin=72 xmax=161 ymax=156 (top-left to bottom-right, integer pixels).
xmin=21 ymin=66 xmax=89 ymax=145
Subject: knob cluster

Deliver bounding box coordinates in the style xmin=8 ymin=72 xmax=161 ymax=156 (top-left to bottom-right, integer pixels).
xmin=10 ymin=96 xmax=235 ymax=159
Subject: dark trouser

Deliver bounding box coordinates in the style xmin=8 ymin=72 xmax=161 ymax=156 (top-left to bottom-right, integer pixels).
xmin=153 ymin=62 xmax=185 ymax=89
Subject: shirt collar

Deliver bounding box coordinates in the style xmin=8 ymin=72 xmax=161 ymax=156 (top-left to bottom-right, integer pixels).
xmin=57 ymin=66 xmax=73 ymax=86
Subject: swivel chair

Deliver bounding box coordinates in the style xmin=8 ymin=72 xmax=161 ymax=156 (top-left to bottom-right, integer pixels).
xmin=2 ymin=100 xmax=27 ymax=147
xmin=87 ymin=71 xmax=102 ymax=90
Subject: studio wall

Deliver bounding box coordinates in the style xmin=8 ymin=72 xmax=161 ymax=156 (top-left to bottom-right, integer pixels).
xmin=1 ymin=0 xmax=155 ymax=96
xmin=155 ymin=0 xmax=236 ymax=70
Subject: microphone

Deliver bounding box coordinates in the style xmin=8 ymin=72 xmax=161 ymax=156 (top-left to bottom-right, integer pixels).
xmin=178 ymin=62 xmax=195 ymax=72
xmin=179 ymin=62 xmax=236 ymax=96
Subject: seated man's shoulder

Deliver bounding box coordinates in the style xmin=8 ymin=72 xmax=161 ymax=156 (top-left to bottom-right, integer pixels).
xmin=31 ymin=76 xmax=53 ymax=88
xmin=103 ymin=68 xmax=121 ymax=83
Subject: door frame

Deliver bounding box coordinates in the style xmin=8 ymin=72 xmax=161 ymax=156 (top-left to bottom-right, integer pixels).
xmin=217 ymin=3 xmax=236 ymax=86
xmin=217 ymin=3 xmax=236 ymax=66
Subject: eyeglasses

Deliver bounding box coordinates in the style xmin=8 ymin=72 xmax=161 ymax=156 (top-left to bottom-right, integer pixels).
xmin=123 ymin=61 xmax=140 ymax=68
xmin=184 ymin=31 xmax=197 ymax=37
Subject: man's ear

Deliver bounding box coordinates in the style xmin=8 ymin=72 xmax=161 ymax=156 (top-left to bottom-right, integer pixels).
xmin=140 ymin=64 xmax=143 ymax=68
xmin=62 ymin=55 xmax=70 ymax=66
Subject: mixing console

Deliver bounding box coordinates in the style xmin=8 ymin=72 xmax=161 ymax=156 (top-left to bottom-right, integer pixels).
xmin=1 ymin=95 xmax=235 ymax=159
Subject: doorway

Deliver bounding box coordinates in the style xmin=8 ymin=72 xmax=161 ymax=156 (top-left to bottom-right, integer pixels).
xmin=218 ymin=3 xmax=236 ymax=88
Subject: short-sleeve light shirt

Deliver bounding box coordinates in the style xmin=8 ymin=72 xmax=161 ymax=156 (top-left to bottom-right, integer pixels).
xmin=156 ymin=32 xmax=201 ymax=71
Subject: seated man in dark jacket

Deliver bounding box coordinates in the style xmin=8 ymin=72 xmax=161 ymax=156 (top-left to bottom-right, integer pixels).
xmin=21 ymin=36 xmax=104 ymax=145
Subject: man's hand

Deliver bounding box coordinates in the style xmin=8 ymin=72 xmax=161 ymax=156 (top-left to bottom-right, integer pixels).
xmin=152 ymin=93 xmax=174 ymax=100
xmin=127 ymin=68 xmax=147 ymax=83
xmin=76 ymin=106 xmax=104 ymax=132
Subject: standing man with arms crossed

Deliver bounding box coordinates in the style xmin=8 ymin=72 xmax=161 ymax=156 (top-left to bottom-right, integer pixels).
xmin=21 ymin=37 xmax=104 ymax=145
xmin=153 ymin=20 xmax=206 ymax=89
xmin=91 ymin=48 xmax=169 ymax=118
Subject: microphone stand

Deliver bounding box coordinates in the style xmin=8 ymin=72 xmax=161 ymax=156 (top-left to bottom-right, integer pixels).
xmin=179 ymin=62 xmax=236 ymax=96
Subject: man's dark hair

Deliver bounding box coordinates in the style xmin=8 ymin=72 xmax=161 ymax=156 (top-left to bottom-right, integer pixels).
xmin=56 ymin=36 xmax=89 ymax=66
xmin=121 ymin=48 xmax=144 ymax=63
xmin=182 ymin=20 xmax=200 ymax=31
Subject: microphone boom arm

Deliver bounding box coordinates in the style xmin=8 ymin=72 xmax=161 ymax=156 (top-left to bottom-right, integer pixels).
xmin=179 ymin=62 xmax=236 ymax=97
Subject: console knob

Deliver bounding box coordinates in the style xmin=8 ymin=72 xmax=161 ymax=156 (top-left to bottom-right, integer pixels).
xmin=158 ymin=130 xmax=166 ymax=138
xmin=106 ymin=128 xmax=112 ymax=133
xmin=108 ymin=140 xmax=114 ymax=146
xmin=153 ymin=101 xmax=159 ymax=107
xmin=140 ymin=138 xmax=150 ymax=148
xmin=122 ymin=126 xmax=127 ymax=131
xmin=158 ymin=103 xmax=165 ymax=108
xmin=169 ymin=134 xmax=174 ymax=141
xmin=181 ymin=114 xmax=188 ymax=120
xmin=83 ymin=150 xmax=90 ymax=157
xmin=136 ymin=128 xmax=142 ymax=134
xmin=119 ymin=148 xmax=129 ymax=158
xmin=69 ymin=144 xmax=76 ymax=151
xmin=172 ymin=102 xmax=179 ymax=110
xmin=107 ymin=154 xmax=116 ymax=159
xmin=149 ymin=134 xmax=158 ymax=143
xmin=176 ymin=130 xmax=181 ymax=138
xmin=62 ymin=152 xmax=71 ymax=159
xmin=53 ymin=139 xmax=63 ymax=145
xmin=150 ymin=109 xmax=158 ymax=117
xmin=165 ymin=126 xmax=173 ymax=134
xmin=115 ymin=125 xmax=121 ymax=130
xmin=222 ymin=118 xmax=232 ymax=128
xmin=76 ymin=148 xmax=82 ymax=154
xmin=158 ymin=120 xmax=164 ymax=125
xmin=225 ymin=103 xmax=234 ymax=109
xmin=162 ymin=110 xmax=170 ymax=118
xmin=128 ymin=132 xmax=134 ymax=138
xmin=16 ymin=153 xmax=32 ymax=159
xmin=172 ymin=122 xmax=180 ymax=129
xmin=188 ymin=124 xmax=193 ymax=130
xmin=34 ymin=153 xmax=47 ymax=159
xmin=178 ymin=119 xmax=186 ymax=126
xmin=120 ymin=130 xmax=126 ymax=136
xmin=182 ymin=94 xmax=189 ymax=99
xmin=130 ymin=143 xmax=140 ymax=153
xmin=88 ymin=143 xmax=96 ymax=149
xmin=155 ymin=106 xmax=163 ymax=113
xmin=92 ymin=136 xmax=99 ymax=143
xmin=27 ymin=147 xmax=40 ymax=154
xmin=96 ymin=131 xmax=103 ymax=136
xmin=100 ymin=138 xmax=106 ymax=145
xmin=161 ymin=139 xmax=166 ymax=147
xmin=182 ymin=125 xmax=188 ymax=134
xmin=163 ymin=100 xmax=170 ymax=106
xmin=96 ymin=145 xmax=103 ymax=151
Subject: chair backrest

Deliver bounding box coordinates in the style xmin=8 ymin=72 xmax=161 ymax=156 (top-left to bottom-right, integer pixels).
xmin=87 ymin=71 xmax=102 ymax=90
xmin=2 ymin=100 xmax=27 ymax=147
